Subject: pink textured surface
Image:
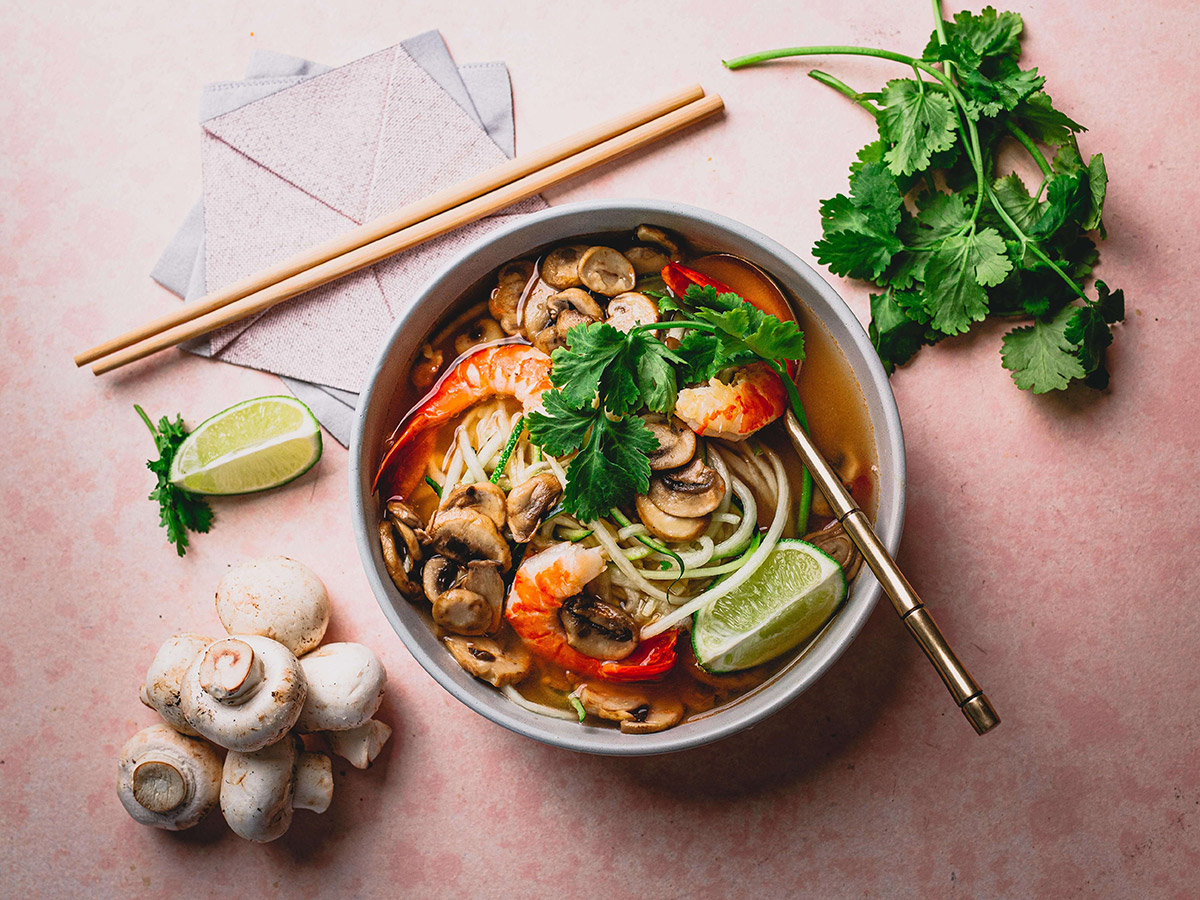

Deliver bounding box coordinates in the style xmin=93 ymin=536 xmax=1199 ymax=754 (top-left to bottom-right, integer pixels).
xmin=2 ymin=2 xmax=1198 ymax=898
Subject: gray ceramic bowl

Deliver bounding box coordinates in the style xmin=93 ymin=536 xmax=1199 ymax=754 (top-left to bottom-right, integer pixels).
xmin=351 ymin=200 xmax=905 ymax=756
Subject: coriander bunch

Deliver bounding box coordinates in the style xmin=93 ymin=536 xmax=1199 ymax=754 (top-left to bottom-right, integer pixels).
xmin=725 ymin=2 xmax=1123 ymax=393
xmin=135 ymin=405 xmax=213 ymax=556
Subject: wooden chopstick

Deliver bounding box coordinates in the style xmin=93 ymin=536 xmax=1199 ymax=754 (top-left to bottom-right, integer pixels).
xmin=74 ymin=84 xmax=708 ymax=368
xmin=90 ymin=93 xmax=724 ymax=375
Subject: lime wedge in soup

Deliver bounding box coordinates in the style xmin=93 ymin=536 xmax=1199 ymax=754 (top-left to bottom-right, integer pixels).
xmin=169 ymin=396 xmax=322 ymax=495
xmin=692 ymin=539 xmax=846 ymax=672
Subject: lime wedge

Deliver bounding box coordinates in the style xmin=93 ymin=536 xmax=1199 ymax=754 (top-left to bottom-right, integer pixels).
xmin=692 ymin=539 xmax=846 ymax=672
xmin=169 ymin=396 xmax=322 ymax=495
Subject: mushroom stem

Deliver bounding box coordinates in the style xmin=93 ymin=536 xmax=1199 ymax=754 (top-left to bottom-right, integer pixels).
xmin=131 ymin=761 xmax=187 ymax=814
xmin=326 ymin=720 xmax=393 ymax=770
xmin=293 ymin=752 xmax=334 ymax=813
xmin=198 ymin=639 xmax=263 ymax=704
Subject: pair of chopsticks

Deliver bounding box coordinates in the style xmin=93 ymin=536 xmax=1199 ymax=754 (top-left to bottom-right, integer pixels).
xmin=75 ymin=85 xmax=724 ymax=374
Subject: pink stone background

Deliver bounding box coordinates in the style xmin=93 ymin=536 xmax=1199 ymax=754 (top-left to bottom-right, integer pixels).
xmin=2 ymin=1 xmax=1198 ymax=897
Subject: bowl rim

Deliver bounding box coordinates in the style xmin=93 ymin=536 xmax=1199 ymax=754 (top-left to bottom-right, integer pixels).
xmin=350 ymin=199 xmax=906 ymax=756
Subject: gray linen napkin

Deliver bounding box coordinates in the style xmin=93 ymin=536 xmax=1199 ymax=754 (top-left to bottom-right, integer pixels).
xmin=152 ymin=32 xmax=525 ymax=445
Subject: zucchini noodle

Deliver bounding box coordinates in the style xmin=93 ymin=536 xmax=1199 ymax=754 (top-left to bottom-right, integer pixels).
xmin=640 ymin=447 xmax=791 ymax=638
xmin=501 ymin=685 xmax=578 ymax=721
xmin=589 ymin=516 xmax=671 ymax=602
xmin=709 ymin=474 xmax=758 ymax=559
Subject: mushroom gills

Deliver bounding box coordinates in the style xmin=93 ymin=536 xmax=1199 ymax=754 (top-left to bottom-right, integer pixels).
xmin=428 ymin=507 xmax=512 ymax=570
xmin=802 ymin=520 xmax=863 ymax=580
xmin=642 ymin=415 xmax=696 ymax=471
xmin=559 ymin=594 xmax=639 ymax=661
xmin=578 ymin=682 xmax=684 ymax=734
xmin=635 ymin=493 xmax=711 ymax=543
xmin=605 ymin=292 xmax=659 ymax=332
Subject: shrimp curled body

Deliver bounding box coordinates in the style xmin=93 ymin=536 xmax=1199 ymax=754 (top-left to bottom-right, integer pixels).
xmin=673 ymin=361 xmax=788 ymax=442
xmin=506 ymin=543 xmax=677 ymax=682
xmin=373 ymin=343 xmax=552 ymax=498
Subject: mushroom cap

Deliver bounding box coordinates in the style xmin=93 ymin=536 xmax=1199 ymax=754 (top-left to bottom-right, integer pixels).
xmin=578 ymin=682 xmax=684 ymax=734
xmin=642 ymin=415 xmax=696 ymax=471
xmin=506 ymin=472 xmax=563 ymax=543
xmin=540 ymin=244 xmax=590 ymax=289
xmin=215 ymin=556 xmax=330 ymax=655
xmin=326 ymin=719 xmax=392 ymax=770
xmin=635 ymin=493 xmax=711 ymax=543
xmin=647 ymin=458 xmax=726 ymax=518
xmin=438 ymin=482 xmax=507 ymax=530
xmin=116 ymin=724 xmax=222 ymax=831
xmin=295 ymin=642 xmax=387 ymax=732
xmin=220 ymin=735 xmax=333 ymax=842
xmin=181 ymin=635 xmax=308 ymax=752
xmin=490 ymin=260 xmax=535 ymax=334
xmin=140 ymin=633 xmax=214 ymax=735
xmin=429 ymin=508 xmax=512 ymax=570
xmin=443 ymin=634 xmax=531 ymax=687
xmin=560 ymin=594 xmax=638 ymax=661
xmin=605 ymin=292 xmax=659 ymax=332
xmin=578 ymin=247 xmax=636 ymax=296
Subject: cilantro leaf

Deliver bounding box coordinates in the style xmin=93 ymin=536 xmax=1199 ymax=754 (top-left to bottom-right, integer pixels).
xmin=878 ymin=80 xmax=958 ymax=176
xmin=630 ymin=332 xmax=682 ymax=414
xmin=925 ymin=6 xmax=1024 ymax=62
xmin=1012 ymin=91 xmax=1084 ymax=147
xmin=560 ymin=413 xmax=657 ymax=522
xmin=923 ymin=228 xmax=1010 ymax=333
xmin=990 ymin=173 xmax=1045 ymax=233
xmin=549 ymin=323 xmax=627 ymax=409
xmin=686 ymin=285 xmax=806 ymax=364
xmin=673 ymin=330 xmax=723 ymax=384
xmin=1001 ymin=305 xmax=1088 ymax=393
xmin=1082 ymin=153 xmax=1107 ymax=235
xmin=814 ymin=162 xmax=905 ymax=279
xmin=869 ymin=290 xmax=929 ymax=373
xmin=1064 ymin=281 xmax=1124 ymax=389
xmin=135 ymin=406 xmax=214 ymax=557
xmin=525 ymin=391 xmax=595 ymax=455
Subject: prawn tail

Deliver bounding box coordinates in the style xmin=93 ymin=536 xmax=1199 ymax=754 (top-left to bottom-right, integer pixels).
xmin=599 ymin=631 xmax=679 ymax=683
xmin=374 ymin=429 xmax=437 ymax=499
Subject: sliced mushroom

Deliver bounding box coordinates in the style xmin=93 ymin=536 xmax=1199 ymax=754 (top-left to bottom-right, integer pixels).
xmin=490 ymin=260 xmax=535 ymax=335
xmin=578 ymin=682 xmax=684 ymax=734
xmin=438 ymin=482 xmax=507 ymax=530
xmin=379 ymin=518 xmax=422 ymax=600
xmin=454 ymin=316 xmax=506 ymax=356
xmin=507 ymin=472 xmax=563 ymax=543
xmin=525 ymin=287 xmax=605 ymax=354
xmin=682 ymin=641 xmax=770 ymax=691
xmin=643 ymin=414 xmax=696 ymax=471
xmin=603 ymin=293 xmax=657 ymax=334
xmin=624 ymin=245 xmax=671 ymax=276
xmin=803 ymin=520 xmax=863 ymax=580
xmin=427 ymin=560 xmax=505 ymax=635
xmin=634 ymin=494 xmax=710 ymax=542
xmin=578 ymin=246 xmax=636 ymax=297
xmin=540 ymin=244 xmax=590 ymax=289
xmin=810 ymin=453 xmax=866 ymax=517
xmin=648 ymin=458 xmax=726 ymax=518
xmin=412 ymin=343 xmax=443 ymax=391
xmin=443 ymin=634 xmax=531 ymax=687
xmin=559 ymin=594 xmax=638 ymax=661
xmin=635 ymin=225 xmax=683 ymax=260
xmin=428 ymin=508 xmax=512 ymax=570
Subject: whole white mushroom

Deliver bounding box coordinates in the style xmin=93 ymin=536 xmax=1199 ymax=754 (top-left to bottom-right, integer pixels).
xmin=116 ymin=724 xmax=222 ymax=831
xmin=140 ymin=633 xmax=214 ymax=735
xmin=295 ymin=642 xmax=387 ymax=733
xmin=181 ymin=635 xmax=307 ymax=752
xmin=221 ymin=735 xmax=333 ymax=842
xmin=215 ymin=557 xmax=330 ymax=655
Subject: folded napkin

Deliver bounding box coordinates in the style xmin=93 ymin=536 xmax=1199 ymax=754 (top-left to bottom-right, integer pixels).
xmin=153 ymin=33 xmax=545 ymax=444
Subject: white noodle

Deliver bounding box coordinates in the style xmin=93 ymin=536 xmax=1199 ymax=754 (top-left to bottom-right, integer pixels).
xmin=708 ymin=445 xmax=735 ymax=518
xmin=439 ymin=437 xmax=466 ymax=507
xmin=617 ymin=522 xmax=649 ymax=541
xmin=711 ymin=476 xmax=758 ymax=558
xmin=589 ymin=517 xmax=670 ymax=602
xmin=641 ymin=447 xmax=791 ymax=638
xmin=459 ymin=433 xmax=489 ymax=484
xmin=477 ymin=427 xmax=509 ymax=472
xmin=501 ymin=686 xmax=577 ymax=721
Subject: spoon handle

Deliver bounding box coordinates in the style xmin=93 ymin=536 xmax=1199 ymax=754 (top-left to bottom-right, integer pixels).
xmin=784 ymin=411 xmax=999 ymax=735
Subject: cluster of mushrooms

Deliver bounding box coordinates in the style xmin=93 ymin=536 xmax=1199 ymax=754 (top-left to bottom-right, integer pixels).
xmin=488 ymin=224 xmax=678 ymax=353
xmin=116 ymin=557 xmax=391 ymax=840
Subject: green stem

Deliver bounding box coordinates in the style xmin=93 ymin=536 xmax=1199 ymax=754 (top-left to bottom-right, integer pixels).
xmin=769 ymin=361 xmax=814 ymax=533
xmin=1006 ymin=121 xmax=1053 ymax=176
xmin=931 ymin=0 xmax=952 ymax=81
xmin=808 ymin=70 xmax=880 ymax=118
xmin=489 ymin=416 xmax=525 ymax=484
xmin=134 ymin=404 xmax=157 ymax=438
xmin=984 ymin=184 xmax=1087 ymax=300
xmin=609 ymin=507 xmax=686 ymax=576
xmin=724 ymin=45 xmax=988 ymax=222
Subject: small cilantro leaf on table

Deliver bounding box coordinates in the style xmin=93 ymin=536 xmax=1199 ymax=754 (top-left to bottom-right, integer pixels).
xmin=135 ymin=405 xmax=214 ymax=556
xmin=723 ymin=2 xmax=1124 ymax=395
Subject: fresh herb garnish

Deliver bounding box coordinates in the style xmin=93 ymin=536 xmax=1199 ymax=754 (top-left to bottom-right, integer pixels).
xmin=724 ymin=3 xmax=1123 ymax=393
xmin=135 ymin=405 xmax=213 ymax=556
xmin=526 ymin=285 xmax=806 ymax=521
xmin=568 ymin=692 xmax=587 ymax=723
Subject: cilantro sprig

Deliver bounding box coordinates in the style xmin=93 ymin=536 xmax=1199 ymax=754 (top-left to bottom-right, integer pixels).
xmin=135 ymin=405 xmax=214 ymax=556
xmin=725 ymin=3 xmax=1123 ymax=393
xmin=526 ymin=285 xmax=806 ymax=522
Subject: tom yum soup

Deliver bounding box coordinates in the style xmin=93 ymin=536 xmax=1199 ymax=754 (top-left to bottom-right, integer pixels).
xmin=373 ymin=225 xmax=879 ymax=734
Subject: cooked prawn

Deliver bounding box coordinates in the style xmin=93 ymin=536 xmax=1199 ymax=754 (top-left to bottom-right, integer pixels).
xmin=373 ymin=343 xmax=552 ymax=498
xmin=674 ymin=361 xmax=787 ymax=441
xmin=506 ymin=543 xmax=677 ymax=682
